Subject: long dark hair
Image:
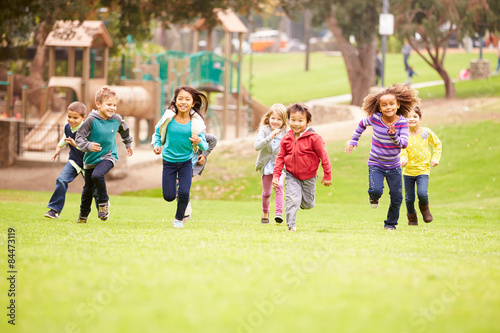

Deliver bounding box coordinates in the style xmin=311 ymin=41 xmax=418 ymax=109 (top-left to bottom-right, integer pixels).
xmin=169 ymin=86 xmax=208 ymax=119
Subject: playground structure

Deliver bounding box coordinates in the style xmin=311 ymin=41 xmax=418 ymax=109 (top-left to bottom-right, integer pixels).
xmin=19 ymin=9 xmax=267 ymax=155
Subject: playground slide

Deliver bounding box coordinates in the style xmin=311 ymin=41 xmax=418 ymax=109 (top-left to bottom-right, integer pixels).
xmin=23 ymin=111 xmax=67 ymax=151
xmin=237 ymin=88 xmax=268 ymax=130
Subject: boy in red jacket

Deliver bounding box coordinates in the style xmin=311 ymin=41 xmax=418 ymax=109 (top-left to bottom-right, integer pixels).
xmin=272 ymin=103 xmax=332 ymax=231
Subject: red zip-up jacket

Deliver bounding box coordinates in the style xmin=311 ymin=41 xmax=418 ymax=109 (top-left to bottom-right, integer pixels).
xmin=273 ymin=128 xmax=332 ymax=181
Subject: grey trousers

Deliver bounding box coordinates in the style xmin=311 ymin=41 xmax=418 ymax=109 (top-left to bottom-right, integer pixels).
xmin=285 ymin=171 xmax=317 ymax=228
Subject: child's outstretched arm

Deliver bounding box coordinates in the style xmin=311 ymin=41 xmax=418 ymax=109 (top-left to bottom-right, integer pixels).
xmin=117 ymin=116 xmax=133 ymax=157
xmin=312 ymin=136 xmax=332 ymax=186
xmin=429 ymin=130 xmax=442 ymax=167
xmin=345 ymin=144 xmax=356 ymax=155
xmin=345 ymin=118 xmax=369 ymax=155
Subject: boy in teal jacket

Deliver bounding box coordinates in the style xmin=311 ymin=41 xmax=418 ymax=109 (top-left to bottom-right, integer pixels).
xmin=75 ymin=86 xmax=133 ymax=223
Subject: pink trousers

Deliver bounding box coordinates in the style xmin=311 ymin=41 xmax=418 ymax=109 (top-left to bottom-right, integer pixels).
xmin=261 ymin=173 xmax=284 ymax=215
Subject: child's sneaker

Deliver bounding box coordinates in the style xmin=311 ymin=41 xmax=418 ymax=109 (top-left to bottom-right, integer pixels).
xmin=287 ymin=226 xmax=296 ymax=232
xmin=98 ymin=201 xmax=110 ymax=221
xmin=44 ymin=209 xmax=60 ymax=219
xmin=275 ymin=215 xmax=283 ymax=223
xmin=369 ymin=197 xmax=379 ymax=208
xmin=77 ymin=214 xmax=88 ymax=223
xmin=384 ymin=225 xmax=396 ymax=230
xmin=173 ymin=219 xmax=184 ymax=228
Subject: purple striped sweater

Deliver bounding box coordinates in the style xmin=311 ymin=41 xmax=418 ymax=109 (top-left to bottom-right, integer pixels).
xmin=349 ymin=113 xmax=409 ymax=170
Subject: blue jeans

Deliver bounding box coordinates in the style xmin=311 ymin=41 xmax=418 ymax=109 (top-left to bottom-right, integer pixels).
xmin=162 ymin=159 xmax=192 ymax=221
xmin=47 ymin=162 xmax=80 ymax=213
xmin=403 ymin=175 xmax=429 ymax=214
xmin=80 ymin=160 xmax=114 ymax=217
xmin=368 ymin=166 xmax=403 ymax=227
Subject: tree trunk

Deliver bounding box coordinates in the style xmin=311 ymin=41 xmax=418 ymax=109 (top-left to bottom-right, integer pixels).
xmin=436 ymin=64 xmax=456 ymax=99
xmin=326 ymin=5 xmax=377 ymax=106
xmin=0 ymin=22 xmax=48 ymax=109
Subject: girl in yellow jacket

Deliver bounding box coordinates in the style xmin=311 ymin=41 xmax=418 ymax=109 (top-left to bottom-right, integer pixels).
xmin=401 ymin=106 xmax=442 ymax=225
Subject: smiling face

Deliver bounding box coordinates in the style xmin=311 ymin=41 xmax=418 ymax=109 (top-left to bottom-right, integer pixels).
xmin=269 ymin=111 xmax=284 ymax=130
xmin=67 ymin=110 xmax=85 ymax=129
xmin=407 ymin=109 xmax=421 ymax=130
xmin=96 ymin=97 xmax=118 ymax=119
xmin=378 ymin=94 xmax=400 ymax=122
xmin=175 ymin=89 xmax=194 ymax=115
xmin=289 ymin=111 xmax=310 ymax=137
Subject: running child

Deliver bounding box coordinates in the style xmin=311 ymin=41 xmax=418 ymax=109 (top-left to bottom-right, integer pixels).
xmin=255 ymin=103 xmax=288 ymax=224
xmin=272 ymin=103 xmax=332 ymax=232
xmin=401 ymin=106 xmax=442 ymax=225
xmin=345 ymin=83 xmax=420 ymax=230
xmin=75 ymin=86 xmax=134 ymax=223
xmin=152 ymin=86 xmax=208 ymax=228
xmin=45 ymin=102 xmax=90 ymax=219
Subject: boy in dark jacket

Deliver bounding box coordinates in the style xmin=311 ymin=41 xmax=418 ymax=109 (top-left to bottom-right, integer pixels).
xmin=45 ymin=102 xmax=89 ymax=219
xmin=272 ymin=103 xmax=332 ymax=231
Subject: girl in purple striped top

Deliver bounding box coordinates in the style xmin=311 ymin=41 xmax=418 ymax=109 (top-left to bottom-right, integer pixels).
xmin=345 ymin=84 xmax=420 ymax=230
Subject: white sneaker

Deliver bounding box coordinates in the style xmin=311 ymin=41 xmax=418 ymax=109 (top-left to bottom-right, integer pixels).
xmin=287 ymin=226 xmax=296 ymax=232
xmin=173 ymin=219 xmax=184 ymax=228
xmin=183 ymin=215 xmax=191 ymax=223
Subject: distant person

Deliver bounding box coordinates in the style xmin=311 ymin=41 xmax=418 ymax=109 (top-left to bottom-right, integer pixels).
xmin=272 ymin=103 xmax=332 ymax=232
xmin=494 ymin=40 xmax=500 ymax=76
xmin=152 ymin=86 xmax=208 ymax=228
xmin=75 ymin=86 xmax=134 ymax=223
xmin=345 ymin=83 xmax=420 ymax=230
xmin=459 ymin=68 xmax=470 ymax=80
xmin=405 ymin=66 xmax=417 ymax=85
xmin=182 ymin=132 xmax=218 ymax=222
xmin=255 ymin=103 xmax=288 ymax=224
xmin=375 ymin=50 xmax=382 ymax=86
xmin=402 ymin=41 xmax=412 ymax=71
xmin=401 ymin=106 xmax=442 ymax=226
xmin=45 ymin=102 xmax=95 ymax=219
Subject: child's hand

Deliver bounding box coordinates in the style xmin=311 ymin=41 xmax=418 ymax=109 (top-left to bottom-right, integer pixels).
xmin=90 ymin=142 xmax=102 ymax=152
xmin=345 ymin=145 xmax=356 ymax=155
xmin=388 ymin=123 xmax=396 ymax=135
xmin=272 ymin=178 xmax=279 ymax=189
xmin=153 ymin=147 xmax=162 ymax=155
xmin=197 ymin=155 xmax=206 ymax=165
xmin=50 ymin=151 xmax=59 ymax=162
xmin=127 ymin=147 xmax=133 ymax=157
xmin=65 ymin=137 xmax=76 ymax=147
xmin=271 ymin=129 xmax=281 ymax=138
xmin=321 ymin=179 xmax=332 ymax=187
xmin=189 ymin=135 xmax=201 ymax=145
xmin=431 ymin=160 xmax=439 ymax=167
xmin=401 ymin=160 xmax=407 ymax=167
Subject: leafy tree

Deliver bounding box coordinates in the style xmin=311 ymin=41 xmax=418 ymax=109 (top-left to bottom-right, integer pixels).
xmin=0 ymin=0 xmax=270 ymax=108
xmin=392 ymin=0 xmax=493 ymax=99
xmin=281 ymin=0 xmax=382 ymax=106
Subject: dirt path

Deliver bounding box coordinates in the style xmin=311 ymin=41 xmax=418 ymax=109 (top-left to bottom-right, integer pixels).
xmin=1 ymin=97 xmax=498 ymax=195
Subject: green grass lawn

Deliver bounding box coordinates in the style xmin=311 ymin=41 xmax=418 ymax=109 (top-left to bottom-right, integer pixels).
xmin=241 ymin=51 xmax=500 ymax=105
xmin=1 ymin=98 xmax=499 ymax=333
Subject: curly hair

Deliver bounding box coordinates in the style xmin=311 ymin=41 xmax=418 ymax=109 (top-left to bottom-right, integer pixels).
xmin=169 ymin=85 xmax=208 ymax=119
xmin=361 ymin=83 xmax=421 ymax=118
